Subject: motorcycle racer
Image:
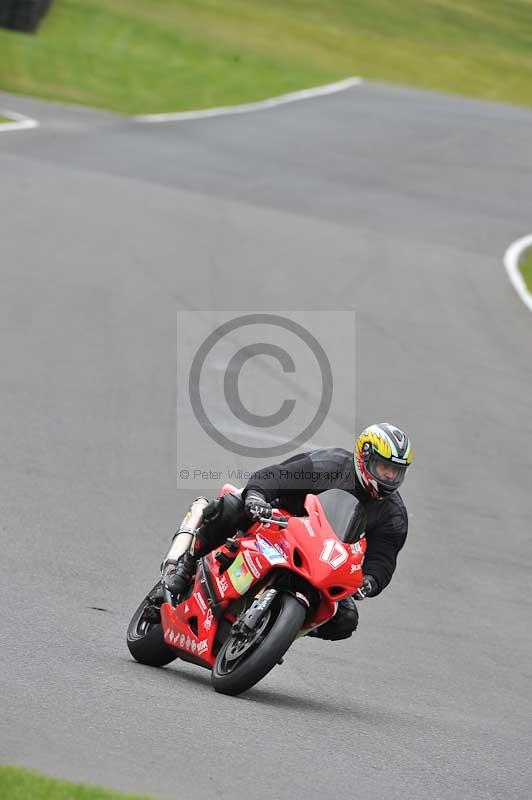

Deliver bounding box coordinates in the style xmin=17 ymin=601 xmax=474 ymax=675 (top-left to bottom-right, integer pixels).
xmin=162 ymin=423 xmax=412 ymax=641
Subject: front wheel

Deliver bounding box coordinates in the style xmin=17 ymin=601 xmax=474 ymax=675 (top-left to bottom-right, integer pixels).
xmin=126 ymin=582 xmax=178 ymax=667
xmin=211 ymin=592 xmax=306 ymax=696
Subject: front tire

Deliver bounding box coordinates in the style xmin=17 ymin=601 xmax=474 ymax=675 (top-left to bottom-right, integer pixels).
xmin=126 ymin=583 xmax=178 ymax=667
xmin=211 ymin=593 xmax=306 ymax=696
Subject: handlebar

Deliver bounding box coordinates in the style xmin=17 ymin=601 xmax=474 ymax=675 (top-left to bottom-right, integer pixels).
xmin=259 ymin=514 xmax=288 ymax=528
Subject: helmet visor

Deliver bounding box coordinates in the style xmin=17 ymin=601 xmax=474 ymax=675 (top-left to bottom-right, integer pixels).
xmin=366 ymin=451 xmax=407 ymax=492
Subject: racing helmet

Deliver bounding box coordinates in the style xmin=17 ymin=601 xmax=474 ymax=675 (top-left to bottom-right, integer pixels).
xmin=354 ymin=423 xmax=412 ymax=500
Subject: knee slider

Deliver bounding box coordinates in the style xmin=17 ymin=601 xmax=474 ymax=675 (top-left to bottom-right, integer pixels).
xmin=337 ymin=597 xmax=359 ymax=634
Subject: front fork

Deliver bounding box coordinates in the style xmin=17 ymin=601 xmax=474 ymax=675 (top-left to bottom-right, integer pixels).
xmin=232 ymin=581 xmax=312 ymax=638
xmin=232 ymin=588 xmax=279 ymax=635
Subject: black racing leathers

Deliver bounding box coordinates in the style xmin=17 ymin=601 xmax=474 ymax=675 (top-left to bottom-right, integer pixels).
xmin=243 ymin=447 xmax=408 ymax=596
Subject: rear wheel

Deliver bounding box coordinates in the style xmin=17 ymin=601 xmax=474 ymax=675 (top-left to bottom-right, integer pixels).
xmin=211 ymin=592 xmax=306 ymax=696
xmin=126 ymin=582 xmax=178 ymax=667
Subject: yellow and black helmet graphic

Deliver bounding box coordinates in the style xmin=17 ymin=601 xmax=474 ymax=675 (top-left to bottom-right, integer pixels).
xmin=354 ymin=423 xmax=412 ymax=499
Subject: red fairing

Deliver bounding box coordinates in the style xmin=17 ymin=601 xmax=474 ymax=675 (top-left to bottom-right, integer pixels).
xmin=161 ymin=585 xmax=216 ymax=667
xmin=219 ymin=483 xmax=240 ymax=497
xmin=160 ymin=491 xmax=367 ymax=661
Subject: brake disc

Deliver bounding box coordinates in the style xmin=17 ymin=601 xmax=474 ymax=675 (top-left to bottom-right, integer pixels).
xmin=224 ymin=610 xmax=271 ymax=662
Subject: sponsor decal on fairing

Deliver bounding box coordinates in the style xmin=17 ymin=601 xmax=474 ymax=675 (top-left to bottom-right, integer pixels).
xmin=256 ymin=535 xmax=287 ymax=565
xmin=203 ymin=608 xmax=213 ymax=631
xmin=194 ymin=591 xmax=208 ymax=614
xmin=216 ymin=574 xmax=229 ymax=597
xmin=243 ymin=549 xmax=261 ymax=579
xmin=197 ymin=639 xmax=208 ymax=656
xmin=227 ymin=552 xmax=254 ymax=595
xmin=319 ymin=539 xmax=348 ymax=570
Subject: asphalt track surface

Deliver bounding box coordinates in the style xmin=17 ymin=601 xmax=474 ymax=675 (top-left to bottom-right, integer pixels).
xmin=1 ymin=83 xmax=532 ymax=800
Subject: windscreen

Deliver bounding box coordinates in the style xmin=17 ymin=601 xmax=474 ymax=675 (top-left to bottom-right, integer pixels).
xmin=316 ymin=489 xmax=367 ymax=543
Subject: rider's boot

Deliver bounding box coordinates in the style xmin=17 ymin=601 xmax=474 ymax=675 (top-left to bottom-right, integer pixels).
xmin=162 ymin=552 xmax=197 ymax=596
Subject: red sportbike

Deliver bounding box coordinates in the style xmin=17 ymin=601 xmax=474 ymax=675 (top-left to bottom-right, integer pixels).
xmin=127 ymin=486 xmax=367 ymax=695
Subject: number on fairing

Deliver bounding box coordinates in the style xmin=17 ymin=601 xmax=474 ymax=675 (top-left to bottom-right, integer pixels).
xmin=319 ymin=539 xmax=348 ymax=570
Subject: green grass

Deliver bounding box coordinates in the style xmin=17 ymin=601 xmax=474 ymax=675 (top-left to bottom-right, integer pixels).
xmin=0 ymin=766 xmax=153 ymax=800
xmin=0 ymin=0 xmax=532 ymax=113
xmin=0 ymin=114 xmax=13 ymax=122
xmin=520 ymin=249 xmax=532 ymax=293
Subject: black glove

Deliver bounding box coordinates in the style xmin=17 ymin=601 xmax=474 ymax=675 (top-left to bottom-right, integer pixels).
xmin=354 ymin=575 xmax=378 ymax=600
xmin=244 ymin=490 xmax=272 ymax=521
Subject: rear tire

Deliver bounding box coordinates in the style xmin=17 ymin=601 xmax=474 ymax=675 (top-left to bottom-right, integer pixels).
xmin=211 ymin=593 xmax=306 ymax=696
xmin=126 ymin=583 xmax=178 ymax=667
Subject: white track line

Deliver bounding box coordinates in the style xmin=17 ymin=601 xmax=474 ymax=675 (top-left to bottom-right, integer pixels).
xmin=0 ymin=109 xmax=39 ymax=133
xmin=504 ymin=234 xmax=532 ymax=313
xmin=136 ymin=76 xmax=362 ymax=123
